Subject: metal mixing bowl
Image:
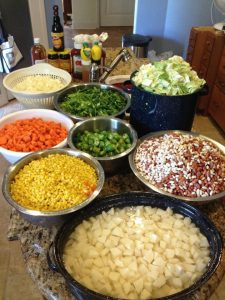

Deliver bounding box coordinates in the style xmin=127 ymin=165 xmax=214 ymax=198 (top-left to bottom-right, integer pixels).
xmin=67 ymin=116 xmax=138 ymax=174
xmin=129 ymin=130 xmax=225 ymax=204
xmin=2 ymin=148 xmax=105 ymax=226
xmin=53 ymin=83 xmax=131 ymax=122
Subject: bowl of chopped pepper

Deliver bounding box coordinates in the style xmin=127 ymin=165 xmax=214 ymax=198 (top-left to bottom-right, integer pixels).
xmin=67 ymin=116 xmax=138 ymax=174
xmin=2 ymin=148 xmax=105 ymax=226
xmin=53 ymin=83 xmax=131 ymax=123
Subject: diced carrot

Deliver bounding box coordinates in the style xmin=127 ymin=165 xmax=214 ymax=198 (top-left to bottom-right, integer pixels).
xmin=0 ymin=136 xmax=8 ymax=145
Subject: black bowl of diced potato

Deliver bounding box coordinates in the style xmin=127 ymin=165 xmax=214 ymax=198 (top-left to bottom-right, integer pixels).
xmin=47 ymin=191 xmax=222 ymax=300
xmin=2 ymin=148 xmax=105 ymax=226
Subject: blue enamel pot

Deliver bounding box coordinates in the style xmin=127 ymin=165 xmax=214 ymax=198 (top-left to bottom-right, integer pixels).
xmin=129 ymin=71 xmax=208 ymax=137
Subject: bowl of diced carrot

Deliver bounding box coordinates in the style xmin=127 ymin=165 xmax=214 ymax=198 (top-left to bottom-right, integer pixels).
xmin=0 ymin=109 xmax=74 ymax=163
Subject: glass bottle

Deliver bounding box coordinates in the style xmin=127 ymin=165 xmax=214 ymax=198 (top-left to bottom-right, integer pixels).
xmin=91 ymin=41 xmax=102 ymax=65
xmin=71 ymin=43 xmax=82 ymax=79
xmin=47 ymin=49 xmax=59 ymax=68
xmin=81 ymin=42 xmax=91 ymax=82
xmin=59 ymin=49 xmax=71 ymax=73
xmin=51 ymin=5 xmax=64 ymax=52
xmin=31 ymin=37 xmax=47 ymax=65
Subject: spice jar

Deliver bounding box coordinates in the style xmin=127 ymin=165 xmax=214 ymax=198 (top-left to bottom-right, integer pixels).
xmin=59 ymin=50 xmax=71 ymax=73
xmin=47 ymin=49 xmax=59 ymax=68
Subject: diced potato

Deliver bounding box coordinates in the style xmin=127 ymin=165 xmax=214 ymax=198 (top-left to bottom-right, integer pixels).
xmin=133 ymin=277 xmax=144 ymax=294
xmin=109 ymin=271 xmax=120 ymax=281
xmin=112 ymin=226 xmax=124 ymax=237
xmin=153 ymin=275 xmax=166 ymax=288
xmin=110 ymin=247 xmax=122 ymax=257
xmin=63 ymin=205 xmax=210 ymax=300
xmin=123 ymin=281 xmax=132 ymax=295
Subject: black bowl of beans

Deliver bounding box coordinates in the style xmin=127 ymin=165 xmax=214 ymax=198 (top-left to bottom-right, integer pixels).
xmin=53 ymin=83 xmax=131 ymax=123
xmin=129 ymin=130 xmax=225 ymax=204
xmin=67 ymin=116 xmax=138 ymax=174
xmin=2 ymin=148 xmax=105 ymax=226
xmin=47 ymin=191 xmax=222 ymax=300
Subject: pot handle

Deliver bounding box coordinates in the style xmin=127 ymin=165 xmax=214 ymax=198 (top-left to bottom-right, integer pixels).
xmin=198 ymin=84 xmax=209 ymax=96
xmin=121 ymin=80 xmax=133 ymax=94
xmin=47 ymin=242 xmax=60 ymax=273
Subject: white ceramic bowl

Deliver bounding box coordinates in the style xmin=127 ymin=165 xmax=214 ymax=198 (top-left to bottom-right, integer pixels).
xmin=0 ymin=109 xmax=74 ymax=163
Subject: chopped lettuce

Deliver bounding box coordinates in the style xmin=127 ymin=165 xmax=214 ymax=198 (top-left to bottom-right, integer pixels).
xmin=132 ymin=55 xmax=206 ymax=96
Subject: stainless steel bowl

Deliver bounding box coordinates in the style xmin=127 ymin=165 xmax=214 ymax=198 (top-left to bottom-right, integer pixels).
xmin=129 ymin=130 xmax=225 ymax=204
xmin=53 ymin=83 xmax=131 ymax=122
xmin=2 ymin=148 xmax=105 ymax=226
xmin=67 ymin=116 xmax=138 ymax=174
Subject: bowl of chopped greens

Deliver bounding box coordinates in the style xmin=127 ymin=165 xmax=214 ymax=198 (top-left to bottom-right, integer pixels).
xmin=129 ymin=56 xmax=208 ymax=136
xmin=67 ymin=116 xmax=138 ymax=174
xmin=54 ymin=83 xmax=131 ymax=123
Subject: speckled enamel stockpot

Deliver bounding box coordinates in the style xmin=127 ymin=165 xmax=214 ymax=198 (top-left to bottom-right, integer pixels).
xmin=129 ymin=72 xmax=208 ymax=137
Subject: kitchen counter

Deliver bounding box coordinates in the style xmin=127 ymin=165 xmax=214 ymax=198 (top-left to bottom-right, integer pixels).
xmin=7 ymin=172 xmax=225 ymax=300
xmin=5 ymin=48 xmax=225 ymax=300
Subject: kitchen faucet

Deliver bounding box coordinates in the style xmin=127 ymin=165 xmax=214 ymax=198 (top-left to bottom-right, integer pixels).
xmin=89 ymin=48 xmax=131 ymax=83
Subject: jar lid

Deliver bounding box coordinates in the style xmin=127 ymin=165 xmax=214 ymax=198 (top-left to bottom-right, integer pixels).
xmin=48 ymin=49 xmax=57 ymax=55
xmin=59 ymin=50 xmax=70 ymax=55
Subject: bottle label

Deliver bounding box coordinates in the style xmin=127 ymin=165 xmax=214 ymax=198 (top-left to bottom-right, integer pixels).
xmin=34 ymin=58 xmax=47 ymax=64
xmin=59 ymin=60 xmax=71 ymax=73
xmin=72 ymin=56 xmax=82 ymax=75
xmin=51 ymin=32 xmax=64 ymax=37
xmin=51 ymin=32 xmax=64 ymax=51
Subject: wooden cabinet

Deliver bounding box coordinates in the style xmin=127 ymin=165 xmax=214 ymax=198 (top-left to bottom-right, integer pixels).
xmin=186 ymin=27 xmax=224 ymax=114
xmin=208 ymin=48 xmax=225 ymax=132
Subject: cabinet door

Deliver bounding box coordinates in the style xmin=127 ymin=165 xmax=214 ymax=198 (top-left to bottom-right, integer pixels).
xmin=209 ymin=85 xmax=225 ymax=132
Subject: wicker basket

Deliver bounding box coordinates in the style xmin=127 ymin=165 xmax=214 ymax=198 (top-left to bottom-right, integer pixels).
xmin=3 ymin=63 xmax=72 ymax=109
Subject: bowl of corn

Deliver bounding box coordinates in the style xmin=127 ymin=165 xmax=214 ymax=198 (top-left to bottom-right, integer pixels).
xmin=2 ymin=148 xmax=105 ymax=226
xmin=0 ymin=109 xmax=74 ymax=164
xmin=67 ymin=116 xmax=138 ymax=174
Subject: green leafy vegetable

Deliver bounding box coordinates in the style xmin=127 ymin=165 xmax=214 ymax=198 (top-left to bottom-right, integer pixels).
xmin=132 ymin=55 xmax=206 ymax=96
xmin=59 ymin=86 xmax=127 ymax=117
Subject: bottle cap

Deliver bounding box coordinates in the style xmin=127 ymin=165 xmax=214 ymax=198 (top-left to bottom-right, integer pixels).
xmin=83 ymin=42 xmax=89 ymax=47
xmin=34 ymin=37 xmax=40 ymax=44
xmin=74 ymin=43 xmax=82 ymax=49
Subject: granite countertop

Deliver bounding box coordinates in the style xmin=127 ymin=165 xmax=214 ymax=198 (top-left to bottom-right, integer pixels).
xmin=6 ymin=48 xmax=225 ymax=300
xmin=7 ymin=172 xmax=225 ymax=300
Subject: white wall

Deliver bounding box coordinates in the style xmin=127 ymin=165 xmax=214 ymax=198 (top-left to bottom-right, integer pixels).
xmin=134 ymin=0 xmax=224 ymax=57
xmin=71 ymin=0 xmax=99 ymax=29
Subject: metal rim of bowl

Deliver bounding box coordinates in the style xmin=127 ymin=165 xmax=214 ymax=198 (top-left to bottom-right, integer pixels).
xmin=67 ymin=116 xmax=138 ymax=161
xmin=53 ymin=82 xmax=131 ymax=122
xmin=50 ymin=191 xmax=223 ymax=300
xmin=129 ymin=130 xmax=225 ymax=203
xmin=2 ymin=148 xmax=105 ymax=217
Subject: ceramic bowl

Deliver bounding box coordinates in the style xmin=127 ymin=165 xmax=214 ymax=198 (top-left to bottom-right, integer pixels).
xmin=0 ymin=109 xmax=74 ymax=164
